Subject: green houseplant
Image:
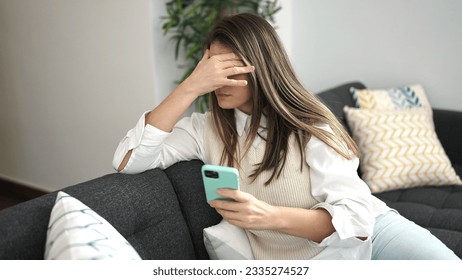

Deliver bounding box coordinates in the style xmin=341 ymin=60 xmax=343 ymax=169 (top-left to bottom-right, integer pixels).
xmin=162 ymin=0 xmax=281 ymax=112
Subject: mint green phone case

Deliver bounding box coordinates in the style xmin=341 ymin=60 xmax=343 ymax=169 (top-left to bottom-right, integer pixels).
xmin=201 ymin=164 xmax=240 ymax=203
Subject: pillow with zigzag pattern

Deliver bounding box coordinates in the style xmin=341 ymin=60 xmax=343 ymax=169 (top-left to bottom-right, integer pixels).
xmin=45 ymin=191 xmax=142 ymax=260
xmin=343 ymin=106 xmax=461 ymax=193
xmin=349 ymin=84 xmax=433 ymax=122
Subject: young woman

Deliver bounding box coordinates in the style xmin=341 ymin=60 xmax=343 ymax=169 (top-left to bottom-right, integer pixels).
xmin=113 ymin=13 xmax=459 ymax=260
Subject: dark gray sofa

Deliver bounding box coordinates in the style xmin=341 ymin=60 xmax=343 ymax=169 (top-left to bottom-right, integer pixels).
xmin=1 ymin=81 xmax=461 ymax=259
xmin=318 ymin=82 xmax=462 ymax=258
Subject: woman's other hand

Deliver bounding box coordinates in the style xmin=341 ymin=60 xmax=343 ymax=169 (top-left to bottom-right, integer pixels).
xmin=210 ymin=188 xmax=335 ymax=242
xmin=210 ymin=188 xmax=278 ymax=230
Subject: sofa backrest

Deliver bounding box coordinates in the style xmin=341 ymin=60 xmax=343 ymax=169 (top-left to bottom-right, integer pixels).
xmin=316 ymin=81 xmax=366 ymax=131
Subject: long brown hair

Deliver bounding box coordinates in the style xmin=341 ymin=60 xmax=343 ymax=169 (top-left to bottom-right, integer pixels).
xmin=205 ymin=13 xmax=359 ymax=185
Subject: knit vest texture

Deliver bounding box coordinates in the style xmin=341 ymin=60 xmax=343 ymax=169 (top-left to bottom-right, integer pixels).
xmin=203 ymin=113 xmax=326 ymax=259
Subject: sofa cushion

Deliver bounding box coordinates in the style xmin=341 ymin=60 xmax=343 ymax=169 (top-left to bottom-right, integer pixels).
xmin=344 ymin=106 xmax=461 ymax=193
xmin=374 ymin=184 xmax=462 ymax=258
xmin=45 ymin=191 xmax=142 ymax=260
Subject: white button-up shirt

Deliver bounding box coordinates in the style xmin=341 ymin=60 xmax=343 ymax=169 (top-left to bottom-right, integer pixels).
xmin=113 ymin=109 xmax=391 ymax=259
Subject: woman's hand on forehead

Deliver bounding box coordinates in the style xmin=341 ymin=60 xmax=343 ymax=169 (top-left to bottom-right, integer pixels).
xmin=182 ymin=49 xmax=255 ymax=96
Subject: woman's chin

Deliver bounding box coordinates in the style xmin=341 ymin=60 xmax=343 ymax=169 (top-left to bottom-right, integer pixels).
xmin=216 ymin=101 xmax=236 ymax=110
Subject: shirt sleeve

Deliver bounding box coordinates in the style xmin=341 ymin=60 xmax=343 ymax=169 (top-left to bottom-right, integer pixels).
xmin=306 ymin=125 xmax=376 ymax=247
xmin=112 ymin=111 xmax=206 ymax=174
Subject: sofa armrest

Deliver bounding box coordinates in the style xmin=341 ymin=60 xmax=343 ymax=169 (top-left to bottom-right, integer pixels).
xmin=0 ymin=169 xmax=196 ymax=260
xmin=164 ymin=160 xmax=222 ymax=259
xmin=433 ymin=108 xmax=462 ymax=166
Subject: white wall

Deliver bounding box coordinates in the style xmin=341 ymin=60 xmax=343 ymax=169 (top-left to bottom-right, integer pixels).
xmin=0 ymin=0 xmax=158 ymax=191
xmin=290 ymin=0 xmax=462 ymax=111
xmin=151 ymin=0 xmax=180 ymax=106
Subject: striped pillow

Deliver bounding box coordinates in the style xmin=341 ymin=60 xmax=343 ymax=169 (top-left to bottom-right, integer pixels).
xmin=45 ymin=191 xmax=142 ymax=260
xmin=343 ymin=106 xmax=461 ymax=193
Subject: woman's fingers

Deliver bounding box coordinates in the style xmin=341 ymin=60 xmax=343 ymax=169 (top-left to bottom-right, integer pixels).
xmin=209 ymin=52 xmax=253 ymax=72
xmin=211 ymin=52 xmax=242 ymax=62
xmin=225 ymin=79 xmax=248 ymax=87
xmin=223 ymin=65 xmax=255 ymax=77
xmin=217 ymin=189 xmax=251 ymax=203
xmin=212 ymin=56 xmax=254 ymax=77
xmin=211 ymin=190 xmax=278 ymax=230
xmin=189 ymin=50 xmax=254 ymax=93
xmin=220 ymin=59 xmax=246 ymax=69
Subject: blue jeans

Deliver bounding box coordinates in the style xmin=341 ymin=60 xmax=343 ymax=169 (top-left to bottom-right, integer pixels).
xmin=372 ymin=211 xmax=460 ymax=260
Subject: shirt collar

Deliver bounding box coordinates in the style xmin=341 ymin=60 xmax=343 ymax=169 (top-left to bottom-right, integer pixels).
xmin=234 ymin=109 xmax=267 ymax=137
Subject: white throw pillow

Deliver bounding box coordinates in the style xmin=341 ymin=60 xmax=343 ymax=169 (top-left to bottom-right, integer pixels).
xmin=45 ymin=191 xmax=142 ymax=260
xmin=203 ymin=219 xmax=254 ymax=260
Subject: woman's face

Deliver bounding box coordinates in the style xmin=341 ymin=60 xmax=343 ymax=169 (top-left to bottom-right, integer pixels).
xmin=209 ymin=42 xmax=253 ymax=115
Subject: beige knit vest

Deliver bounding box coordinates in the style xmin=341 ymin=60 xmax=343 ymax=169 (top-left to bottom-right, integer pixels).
xmin=203 ymin=113 xmax=325 ymax=259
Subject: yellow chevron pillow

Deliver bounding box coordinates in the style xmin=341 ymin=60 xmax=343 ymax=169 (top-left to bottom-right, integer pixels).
xmin=343 ymin=106 xmax=461 ymax=193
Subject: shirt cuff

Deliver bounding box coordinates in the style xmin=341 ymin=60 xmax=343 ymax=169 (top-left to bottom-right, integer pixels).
xmin=310 ymin=202 xmax=372 ymax=247
xmin=308 ymin=231 xmax=369 ymax=248
xmin=126 ymin=111 xmax=171 ymax=149
xmin=140 ymin=124 xmax=170 ymax=146
xmin=124 ymin=111 xmax=148 ymax=150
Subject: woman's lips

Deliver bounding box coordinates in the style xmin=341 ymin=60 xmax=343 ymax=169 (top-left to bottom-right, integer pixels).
xmin=216 ymin=93 xmax=231 ymax=97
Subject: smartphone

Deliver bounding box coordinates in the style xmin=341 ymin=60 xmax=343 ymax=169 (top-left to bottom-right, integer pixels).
xmin=201 ymin=164 xmax=240 ymax=204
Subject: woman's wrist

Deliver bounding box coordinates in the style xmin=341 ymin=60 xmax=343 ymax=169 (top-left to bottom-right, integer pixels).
xmin=171 ymin=82 xmax=199 ymax=103
xmin=144 ymin=81 xmax=199 ymax=132
xmin=178 ymin=76 xmax=207 ymax=99
xmin=272 ymin=206 xmax=289 ymax=231
xmin=272 ymin=207 xmax=335 ymax=242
